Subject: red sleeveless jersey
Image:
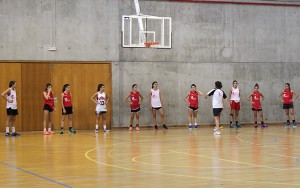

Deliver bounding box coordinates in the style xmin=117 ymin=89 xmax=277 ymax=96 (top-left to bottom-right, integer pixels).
xmin=282 ymin=89 xmax=293 ymax=104
xmin=189 ymin=91 xmax=198 ymax=108
xmin=44 ymin=91 xmax=54 ymax=108
xmin=130 ymin=91 xmax=140 ymax=109
xmin=252 ymin=91 xmax=261 ymax=109
xmin=63 ymin=92 xmax=72 ymax=107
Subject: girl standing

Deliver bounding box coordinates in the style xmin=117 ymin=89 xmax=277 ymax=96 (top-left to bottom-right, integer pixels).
xmin=43 ymin=83 xmax=55 ymax=135
xmin=229 ymin=80 xmax=241 ymax=128
xmin=91 ymin=84 xmax=110 ymax=133
xmin=1 ymin=81 xmax=20 ymax=136
xmin=60 ymin=84 xmax=76 ymax=134
xmin=149 ymin=81 xmax=168 ymax=130
xmin=247 ymin=83 xmax=267 ymax=128
xmin=279 ymin=83 xmax=298 ymax=127
xmin=184 ymin=84 xmax=203 ymax=130
xmin=125 ymin=84 xmax=144 ymax=131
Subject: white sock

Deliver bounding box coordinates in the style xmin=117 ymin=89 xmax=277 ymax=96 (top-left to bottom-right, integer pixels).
xmin=189 ymin=124 xmax=192 ymax=126
xmin=6 ymin=127 xmax=9 ymax=133
xmin=48 ymin=128 xmax=51 ymax=132
xmin=195 ymin=123 xmax=197 ymax=126
xmin=96 ymin=125 xmax=99 ymax=130
xmin=43 ymin=128 xmax=47 ymax=132
xmin=103 ymin=125 xmax=106 ymax=130
xmin=11 ymin=127 xmax=15 ymax=133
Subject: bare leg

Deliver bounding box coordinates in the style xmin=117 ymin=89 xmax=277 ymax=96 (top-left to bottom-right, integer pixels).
xmin=188 ymin=109 xmax=193 ymax=125
xmin=68 ymin=114 xmax=73 ymax=128
xmin=158 ymin=108 xmax=166 ymax=125
xmin=61 ymin=115 xmax=66 ymax=129
xmin=43 ymin=110 xmax=49 ymax=130
xmin=193 ymin=110 xmax=198 ymax=125
xmin=152 ymin=109 xmax=157 ymax=127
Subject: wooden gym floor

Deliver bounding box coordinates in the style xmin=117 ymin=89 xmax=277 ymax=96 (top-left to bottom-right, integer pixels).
xmin=1 ymin=125 xmax=300 ymax=188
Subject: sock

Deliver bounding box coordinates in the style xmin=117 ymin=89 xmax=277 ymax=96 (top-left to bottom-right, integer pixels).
xmin=136 ymin=124 xmax=139 ymax=127
xmin=130 ymin=125 xmax=133 ymax=127
xmin=255 ymin=121 xmax=257 ymax=124
xmin=236 ymin=121 xmax=238 ymax=124
xmin=69 ymin=127 xmax=72 ymax=130
xmin=61 ymin=127 xmax=64 ymax=130
xmin=293 ymin=120 xmax=295 ymax=123
xmin=11 ymin=127 xmax=15 ymax=133
xmin=6 ymin=127 xmax=9 ymax=133
xmin=230 ymin=121 xmax=232 ymax=124
xmin=48 ymin=128 xmax=51 ymax=132
xmin=189 ymin=123 xmax=192 ymax=126
xmin=103 ymin=125 xmax=106 ymax=130
xmin=287 ymin=120 xmax=290 ymax=123
xmin=43 ymin=128 xmax=47 ymax=132
xmin=194 ymin=123 xmax=197 ymax=126
xmin=96 ymin=125 xmax=99 ymax=130
xmin=261 ymin=121 xmax=264 ymax=125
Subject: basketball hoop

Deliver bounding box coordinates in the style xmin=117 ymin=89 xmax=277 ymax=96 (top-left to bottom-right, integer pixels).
xmin=144 ymin=42 xmax=159 ymax=48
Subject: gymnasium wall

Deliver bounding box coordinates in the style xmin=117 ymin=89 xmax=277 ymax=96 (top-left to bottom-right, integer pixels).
xmin=1 ymin=0 xmax=300 ymax=127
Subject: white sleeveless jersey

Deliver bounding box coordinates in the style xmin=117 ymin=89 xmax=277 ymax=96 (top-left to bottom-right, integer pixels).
xmin=6 ymin=88 xmax=17 ymax=109
xmin=151 ymin=89 xmax=162 ymax=108
xmin=96 ymin=92 xmax=107 ymax=112
xmin=230 ymin=87 xmax=240 ymax=102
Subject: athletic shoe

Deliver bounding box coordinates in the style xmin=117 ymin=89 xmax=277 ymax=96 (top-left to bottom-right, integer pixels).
xmin=95 ymin=129 xmax=99 ymax=133
xmin=43 ymin=131 xmax=49 ymax=135
xmin=69 ymin=128 xmax=76 ymax=134
xmin=229 ymin=123 xmax=233 ymax=128
xmin=261 ymin=124 xmax=266 ymax=129
xmin=136 ymin=127 xmax=140 ymax=131
xmin=214 ymin=127 xmax=217 ymax=132
xmin=286 ymin=122 xmax=290 ymax=128
xmin=214 ymin=131 xmax=221 ymax=135
xmin=60 ymin=129 xmax=64 ymax=134
xmin=293 ymin=122 xmax=297 ymax=128
xmin=254 ymin=124 xmax=258 ymax=128
xmin=104 ymin=129 xmax=110 ymax=132
xmin=154 ymin=125 xmax=158 ymax=130
xmin=163 ymin=125 xmax=168 ymax=129
xmin=188 ymin=125 xmax=193 ymax=130
xmin=194 ymin=125 xmax=198 ymax=129
xmin=236 ymin=123 xmax=241 ymax=128
xmin=129 ymin=127 xmax=133 ymax=131
xmin=48 ymin=131 xmax=55 ymax=135
xmin=11 ymin=132 xmax=20 ymax=136
xmin=5 ymin=132 xmax=10 ymax=137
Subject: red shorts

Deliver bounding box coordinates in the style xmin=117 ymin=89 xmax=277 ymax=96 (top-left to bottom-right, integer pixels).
xmin=230 ymin=101 xmax=240 ymax=110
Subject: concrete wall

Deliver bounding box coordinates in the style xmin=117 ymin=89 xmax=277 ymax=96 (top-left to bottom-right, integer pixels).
xmin=1 ymin=0 xmax=300 ymax=127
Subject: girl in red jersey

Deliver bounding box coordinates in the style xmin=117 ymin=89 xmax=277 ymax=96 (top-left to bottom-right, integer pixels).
xmin=125 ymin=84 xmax=144 ymax=131
xmin=184 ymin=84 xmax=203 ymax=130
xmin=60 ymin=84 xmax=76 ymax=134
xmin=43 ymin=83 xmax=55 ymax=135
xmin=247 ymin=83 xmax=266 ymax=128
xmin=279 ymin=83 xmax=298 ymax=127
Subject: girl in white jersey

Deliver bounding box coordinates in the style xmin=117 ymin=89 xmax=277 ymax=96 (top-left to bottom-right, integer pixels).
xmin=1 ymin=81 xmax=20 ymax=137
xmin=149 ymin=81 xmax=168 ymax=130
xmin=229 ymin=80 xmax=241 ymax=129
xmin=90 ymin=84 xmax=110 ymax=133
xmin=205 ymin=81 xmax=230 ymax=135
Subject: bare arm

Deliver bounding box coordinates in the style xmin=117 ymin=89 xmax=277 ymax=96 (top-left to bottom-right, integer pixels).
xmin=197 ymin=90 xmax=203 ymax=96
xmin=184 ymin=93 xmax=190 ymax=104
xmin=247 ymin=93 xmax=252 ymax=103
xmin=260 ymin=92 xmax=265 ymax=102
xmin=279 ymin=92 xmax=283 ymax=102
xmin=106 ymin=95 xmax=110 ymax=104
xmin=61 ymin=93 xmax=65 ymax=111
xmin=292 ymin=90 xmax=299 ymax=102
xmin=159 ymin=90 xmax=164 ymax=105
xmin=139 ymin=93 xmax=144 ymax=104
xmin=90 ymin=92 xmax=98 ymax=104
xmin=125 ymin=94 xmax=131 ymax=105
xmin=1 ymin=88 xmax=11 ymax=102
xmin=149 ymin=90 xmax=152 ymax=108
xmin=43 ymin=90 xmax=51 ymax=100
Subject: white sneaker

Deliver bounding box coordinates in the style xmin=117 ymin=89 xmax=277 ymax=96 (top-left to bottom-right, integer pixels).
xmin=95 ymin=129 xmax=99 ymax=133
xmin=104 ymin=129 xmax=110 ymax=132
xmin=214 ymin=131 xmax=221 ymax=135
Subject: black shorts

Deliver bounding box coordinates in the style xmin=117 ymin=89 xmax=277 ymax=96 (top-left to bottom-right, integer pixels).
xmin=252 ymin=108 xmax=262 ymax=111
xmin=43 ymin=104 xmax=54 ymax=112
xmin=188 ymin=106 xmax=198 ymax=111
xmin=95 ymin=111 xmax=106 ymax=115
xmin=213 ymin=108 xmax=223 ymax=116
xmin=62 ymin=106 xmax=73 ymax=115
xmin=7 ymin=108 xmax=18 ymax=116
xmin=131 ymin=107 xmax=141 ymax=113
xmin=283 ymin=104 xmax=294 ymax=109
xmin=152 ymin=107 xmax=162 ymax=110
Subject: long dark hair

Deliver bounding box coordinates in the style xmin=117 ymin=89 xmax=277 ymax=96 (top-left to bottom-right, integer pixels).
xmin=152 ymin=81 xmax=157 ymax=89
xmin=45 ymin=83 xmax=52 ymax=91
xmin=97 ymin=84 xmax=104 ymax=92
xmin=285 ymin=83 xmax=290 ymax=90
xmin=9 ymin=81 xmax=16 ymax=87
xmin=191 ymin=84 xmax=196 ymax=88
xmin=254 ymin=83 xmax=259 ymax=89
xmin=132 ymin=84 xmax=137 ymax=89
xmin=62 ymin=84 xmax=70 ymax=92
